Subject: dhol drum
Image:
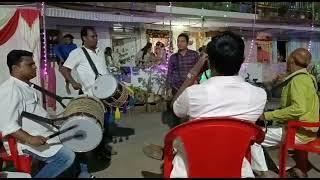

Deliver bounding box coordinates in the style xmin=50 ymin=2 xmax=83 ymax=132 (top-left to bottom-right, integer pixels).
xmin=92 ymin=74 xmax=130 ymax=108
xmin=58 ymin=95 xmax=105 ymax=152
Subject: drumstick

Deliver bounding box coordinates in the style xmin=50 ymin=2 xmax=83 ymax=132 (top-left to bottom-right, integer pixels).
xmin=47 ymin=125 xmax=78 ymax=139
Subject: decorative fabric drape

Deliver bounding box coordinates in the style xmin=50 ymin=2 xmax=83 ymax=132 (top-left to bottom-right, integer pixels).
xmin=0 ymin=7 xmax=41 ymax=91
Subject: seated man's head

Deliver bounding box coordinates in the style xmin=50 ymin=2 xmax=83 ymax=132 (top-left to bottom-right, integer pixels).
xmin=7 ymin=50 xmax=37 ymax=81
xmin=206 ymin=31 xmax=245 ymax=76
xmin=287 ymin=48 xmax=311 ymax=74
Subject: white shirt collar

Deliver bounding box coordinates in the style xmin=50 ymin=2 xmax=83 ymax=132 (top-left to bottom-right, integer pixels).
xmin=207 ymin=75 xmax=245 ymax=83
xmin=10 ymin=76 xmax=31 ymax=87
xmin=82 ymin=46 xmax=100 ymax=54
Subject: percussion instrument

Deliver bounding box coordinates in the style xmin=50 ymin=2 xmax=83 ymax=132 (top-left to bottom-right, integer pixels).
xmin=92 ymin=74 xmax=130 ymax=108
xmin=59 ymin=95 xmax=105 ymax=152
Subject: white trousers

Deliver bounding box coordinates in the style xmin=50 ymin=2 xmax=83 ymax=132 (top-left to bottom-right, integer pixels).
xmin=170 ymin=151 xmax=255 ymax=178
xmin=250 ymin=127 xmax=303 ymax=172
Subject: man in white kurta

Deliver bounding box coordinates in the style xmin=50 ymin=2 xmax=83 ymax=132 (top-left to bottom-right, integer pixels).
xmin=144 ymin=31 xmax=267 ymax=178
xmin=171 ymin=75 xmax=267 ymax=177
xmin=0 ymin=50 xmax=75 ymax=178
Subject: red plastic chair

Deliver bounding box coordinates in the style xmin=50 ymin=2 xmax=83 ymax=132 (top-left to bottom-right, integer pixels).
xmin=0 ymin=135 xmax=32 ymax=173
xmin=163 ymin=117 xmax=265 ymax=178
xmin=279 ymin=120 xmax=320 ymax=177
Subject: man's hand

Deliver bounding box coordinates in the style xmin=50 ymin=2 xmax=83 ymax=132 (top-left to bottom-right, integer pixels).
xmin=71 ymin=82 xmax=82 ymax=90
xmin=28 ymin=136 xmax=47 ymax=146
xmin=190 ymin=53 xmax=208 ymax=75
xmin=274 ymin=73 xmax=288 ymax=82
xmin=65 ymin=82 xmax=71 ymax=94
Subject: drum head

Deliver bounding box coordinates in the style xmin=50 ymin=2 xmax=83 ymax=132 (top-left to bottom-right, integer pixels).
xmin=59 ymin=116 xmax=103 ymax=153
xmin=92 ymin=75 xmax=118 ymax=99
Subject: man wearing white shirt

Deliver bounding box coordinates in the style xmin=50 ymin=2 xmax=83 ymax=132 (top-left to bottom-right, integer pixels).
xmin=0 ymin=50 xmax=75 ymax=178
xmin=61 ymin=26 xmax=109 ymax=96
xmin=144 ymin=31 xmax=267 ymax=178
xmin=61 ymin=26 xmax=113 ymax=178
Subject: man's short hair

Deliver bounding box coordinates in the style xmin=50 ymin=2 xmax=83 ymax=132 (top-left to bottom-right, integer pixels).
xmin=63 ymin=34 xmax=74 ymax=40
xmin=206 ymin=31 xmax=245 ymax=76
xmin=178 ymin=33 xmax=189 ymax=42
xmin=80 ymin=26 xmax=96 ymax=42
xmin=7 ymin=50 xmax=33 ymax=73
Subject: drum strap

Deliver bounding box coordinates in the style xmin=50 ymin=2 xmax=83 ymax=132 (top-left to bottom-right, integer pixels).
xmin=20 ymin=111 xmax=64 ymax=129
xmin=82 ymin=47 xmax=101 ymax=80
xmin=31 ymin=83 xmax=72 ymax=108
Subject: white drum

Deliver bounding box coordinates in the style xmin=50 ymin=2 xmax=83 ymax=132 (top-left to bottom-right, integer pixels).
xmin=59 ymin=116 xmax=103 ymax=153
xmin=92 ymin=75 xmax=118 ymax=99
xmin=92 ymin=74 xmax=129 ymax=107
xmin=60 ymin=95 xmax=105 ymax=152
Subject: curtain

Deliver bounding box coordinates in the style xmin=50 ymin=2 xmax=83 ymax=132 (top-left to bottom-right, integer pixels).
xmin=0 ymin=8 xmax=41 ymax=86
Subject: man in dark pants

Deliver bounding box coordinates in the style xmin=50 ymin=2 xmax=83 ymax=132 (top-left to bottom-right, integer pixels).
xmin=165 ymin=33 xmax=199 ymax=128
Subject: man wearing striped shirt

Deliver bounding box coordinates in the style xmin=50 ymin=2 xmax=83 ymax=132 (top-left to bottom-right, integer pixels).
xmin=166 ymin=33 xmax=199 ymax=128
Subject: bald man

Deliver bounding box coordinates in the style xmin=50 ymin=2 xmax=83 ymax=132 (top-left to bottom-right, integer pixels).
xmin=251 ymin=48 xmax=319 ymax=177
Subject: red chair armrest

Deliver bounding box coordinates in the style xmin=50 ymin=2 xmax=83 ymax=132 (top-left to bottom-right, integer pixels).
xmin=287 ymin=121 xmax=320 ymax=128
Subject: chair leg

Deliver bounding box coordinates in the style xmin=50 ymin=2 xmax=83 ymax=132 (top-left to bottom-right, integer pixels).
xmin=16 ymin=156 xmax=32 ymax=174
xmin=279 ymin=144 xmax=288 ymax=178
xmin=292 ymin=150 xmax=311 ymax=174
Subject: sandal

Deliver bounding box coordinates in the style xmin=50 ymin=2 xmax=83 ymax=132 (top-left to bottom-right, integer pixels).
xmin=142 ymin=144 xmax=164 ymax=160
xmin=286 ymin=167 xmax=308 ymax=178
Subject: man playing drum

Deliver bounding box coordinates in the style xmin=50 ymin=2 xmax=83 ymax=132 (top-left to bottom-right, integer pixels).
xmin=0 ymin=50 xmax=75 ymax=178
xmin=61 ymin=26 xmax=116 ymax=178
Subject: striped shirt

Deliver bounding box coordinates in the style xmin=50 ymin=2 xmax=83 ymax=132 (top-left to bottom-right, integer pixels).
xmin=167 ymin=49 xmax=199 ymax=90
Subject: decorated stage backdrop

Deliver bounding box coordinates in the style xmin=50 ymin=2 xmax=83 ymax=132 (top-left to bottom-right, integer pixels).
xmin=0 ymin=8 xmax=41 ymax=86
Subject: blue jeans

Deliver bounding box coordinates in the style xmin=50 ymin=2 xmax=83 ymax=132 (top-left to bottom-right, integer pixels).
xmin=23 ymin=147 xmax=75 ymax=178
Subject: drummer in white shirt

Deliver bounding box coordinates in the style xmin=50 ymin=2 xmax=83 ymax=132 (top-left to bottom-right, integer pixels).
xmin=61 ymin=26 xmax=109 ymax=96
xmin=61 ymin=26 xmax=115 ymax=178
xmin=143 ymin=31 xmax=267 ymax=178
xmin=0 ymin=50 xmax=75 ymax=178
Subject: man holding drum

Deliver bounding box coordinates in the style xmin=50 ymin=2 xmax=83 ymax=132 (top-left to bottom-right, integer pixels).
xmin=61 ymin=26 xmax=109 ymax=96
xmin=0 ymin=50 xmax=75 ymax=178
xmin=61 ymin=26 xmax=115 ymax=178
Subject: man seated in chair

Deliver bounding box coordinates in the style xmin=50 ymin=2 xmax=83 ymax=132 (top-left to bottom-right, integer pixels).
xmin=0 ymin=50 xmax=75 ymax=178
xmin=251 ymin=48 xmax=319 ymax=177
xmin=143 ymin=31 xmax=267 ymax=178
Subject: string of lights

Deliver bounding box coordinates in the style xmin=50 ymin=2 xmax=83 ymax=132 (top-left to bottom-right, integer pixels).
xmin=41 ymin=2 xmax=48 ymax=78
